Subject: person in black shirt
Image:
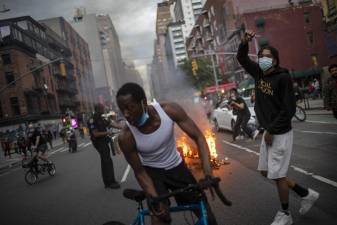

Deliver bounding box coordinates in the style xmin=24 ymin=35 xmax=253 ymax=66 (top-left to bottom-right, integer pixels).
xmin=29 ymin=123 xmax=50 ymax=164
xmin=88 ymin=104 xmax=123 ymax=189
xmin=237 ymin=30 xmax=319 ymax=225
xmin=229 ymin=88 xmax=259 ymax=141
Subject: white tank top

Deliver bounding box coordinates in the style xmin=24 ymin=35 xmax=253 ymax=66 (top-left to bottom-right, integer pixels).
xmin=127 ymin=102 xmax=182 ymax=170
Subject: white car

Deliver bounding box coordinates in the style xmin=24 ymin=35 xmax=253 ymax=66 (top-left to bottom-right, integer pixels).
xmin=212 ymin=97 xmax=258 ymax=132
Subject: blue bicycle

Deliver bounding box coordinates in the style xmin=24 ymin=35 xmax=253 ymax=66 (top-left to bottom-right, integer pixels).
xmin=103 ymin=176 xmax=232 ymax=225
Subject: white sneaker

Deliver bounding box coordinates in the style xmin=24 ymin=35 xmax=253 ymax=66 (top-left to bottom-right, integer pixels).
xmin=299 ymin=188 xmax=320 ymax=215
xmin=271 ymin=211 xmax=293 ymax=225
xmin=252 ymin=130 xmax=259 ymax=140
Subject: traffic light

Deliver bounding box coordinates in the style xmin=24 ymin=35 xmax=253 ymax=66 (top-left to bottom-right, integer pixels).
xmin=191 ymin=59 xmax=198 ymax=76
xmin=59 ymin=62 xmax=66 ymax=76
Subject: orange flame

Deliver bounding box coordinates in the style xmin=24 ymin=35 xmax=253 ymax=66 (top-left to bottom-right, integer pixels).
xmin=176 ymin=129 xmax=217 ymax=160
xmin=176 ymin=134 xmax=193 ymax=157
xmin=205 ymin=129 xmax=218 ymax=159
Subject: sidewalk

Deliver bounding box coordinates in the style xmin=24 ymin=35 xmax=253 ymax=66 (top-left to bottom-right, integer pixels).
xmin=0 ymin=137 xmax=65 ymax=174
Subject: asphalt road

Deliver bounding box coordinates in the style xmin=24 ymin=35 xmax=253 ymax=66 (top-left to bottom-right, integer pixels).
xmin=0 ymin=114 xmax=336 ymax=225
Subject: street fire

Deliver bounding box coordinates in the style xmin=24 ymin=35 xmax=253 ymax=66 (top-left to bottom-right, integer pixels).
xmin=176 ymin=129 xmax=217 ymax=159
xmin=204 ymin=129 xmax=217 ymax=160
xmin=176 ymin=129 xmax=227 ymax=168
xmin=176 ymin=134 xmax=196 ymax=158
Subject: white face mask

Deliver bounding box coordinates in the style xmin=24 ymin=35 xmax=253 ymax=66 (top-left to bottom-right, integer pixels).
xmin=258 ymin=57 xmax=273 ymax=72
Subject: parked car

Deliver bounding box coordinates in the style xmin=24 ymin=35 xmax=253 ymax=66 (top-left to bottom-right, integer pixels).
xmin=212 ymin=97 xmax=259 ymax=132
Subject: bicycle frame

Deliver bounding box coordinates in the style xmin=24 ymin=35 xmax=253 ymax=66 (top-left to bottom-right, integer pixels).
xmin=131 ymin=199 xmax=208 ymax=225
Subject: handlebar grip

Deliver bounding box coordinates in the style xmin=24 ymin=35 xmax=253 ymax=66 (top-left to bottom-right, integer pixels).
xmin=214 ymin=185 xmax=232 ymax=206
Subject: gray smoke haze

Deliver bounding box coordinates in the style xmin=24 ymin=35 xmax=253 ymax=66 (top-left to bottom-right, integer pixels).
xmin=162 ymin=66 xmax=213 ymax=135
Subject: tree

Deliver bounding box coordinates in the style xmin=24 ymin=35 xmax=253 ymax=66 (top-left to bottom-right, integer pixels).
xmin=180 ymin=58 xmax=221 ymax=91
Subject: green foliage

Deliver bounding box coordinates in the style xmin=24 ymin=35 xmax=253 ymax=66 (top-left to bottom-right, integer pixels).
xmin=180 ymin=58 xmax=221 ymax=91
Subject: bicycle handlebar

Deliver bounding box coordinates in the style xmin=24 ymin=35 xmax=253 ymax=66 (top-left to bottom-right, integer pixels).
xmin=152 ymin=176 xmax=232 ymax=207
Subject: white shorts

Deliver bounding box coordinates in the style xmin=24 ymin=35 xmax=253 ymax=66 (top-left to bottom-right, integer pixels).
xmin=257 ymin=130 xmax=293 ymax=179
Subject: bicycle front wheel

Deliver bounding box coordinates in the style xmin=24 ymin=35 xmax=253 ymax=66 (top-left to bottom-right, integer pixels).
xmin=47 ymin=163 xmax=56 ymax=176
xmin=294 ymin=106 xmax=306 ymax=122
xmin=25 ymin=170 xmax=38 ymax=185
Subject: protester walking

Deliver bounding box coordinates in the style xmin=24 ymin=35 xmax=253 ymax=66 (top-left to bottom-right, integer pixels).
xmin=237 ymin=30 xmax=319 ymax=225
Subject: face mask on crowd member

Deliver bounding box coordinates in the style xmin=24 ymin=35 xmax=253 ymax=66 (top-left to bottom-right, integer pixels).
xmin=136 ymin=100 xmax=150 ymax=127
xmin=258 ymin=57 xmax=273 ymax=72
xmin=258 ymin=46 xmax=279 ymax=74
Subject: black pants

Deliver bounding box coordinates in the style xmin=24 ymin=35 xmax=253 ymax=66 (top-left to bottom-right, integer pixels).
xmin=93 ymin=141 xmax=117 ymax=186
xmin=233 ymin=113 xmax=253 ymax=140
xmin=145 ymin=162 xmax=218 ymax=225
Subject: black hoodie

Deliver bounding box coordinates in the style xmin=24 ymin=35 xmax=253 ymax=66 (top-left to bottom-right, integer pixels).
xmin=237 ymin=43 xmax=296 ymax=135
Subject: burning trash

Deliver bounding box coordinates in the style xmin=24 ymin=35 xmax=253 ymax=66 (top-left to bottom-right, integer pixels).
xmin=176 ymin=129 xmax=230 ymax=169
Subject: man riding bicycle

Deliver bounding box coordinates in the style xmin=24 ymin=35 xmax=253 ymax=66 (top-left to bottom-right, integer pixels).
xmin=116 ymin=83 xmax=218 ymax=225
xmin=28 ymin=123 xmax=51 ymax=167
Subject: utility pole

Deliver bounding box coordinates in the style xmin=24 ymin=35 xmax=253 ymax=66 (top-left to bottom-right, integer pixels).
xmin=209 ymin=51 xmax=219 ymax=93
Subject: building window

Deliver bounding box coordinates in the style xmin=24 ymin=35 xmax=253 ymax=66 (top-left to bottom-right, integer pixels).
xmin=311 ymin=54 xmax=318 ymax=66
xmin=304 ymin=12 xmax=310 ymax=23
xmin=255 ymin=17 xmax=265 ymax=32
xmin=10 ymin=97 xmax=21 ymax=116
xmin=1 ymin=54 xmax=11 ymax=64
xmin=0 ymin=26 xmax=11 ymax=40
xmin=5 ymin=72 xmax=15 ymax=86
xmin=306 ymin=32 xmax=314 ymax=44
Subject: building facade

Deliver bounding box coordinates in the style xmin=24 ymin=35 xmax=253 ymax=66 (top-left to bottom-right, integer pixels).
xmin=0 ymin=16 xmax=81 ymax=127
xmin=151 ymin=1 xmax=173 ymax=100
xmin=238 ymin=2 xmax=333 ymax=72
xmin=186 ymin=0 xmax=331 ymax=85
xmin=321 ymin=0 xmax=337 ymax=61
xmin=40 ymin=17 xmax=95 ymax=118
xmin=69 ymin=12 xmax=125 ymax=109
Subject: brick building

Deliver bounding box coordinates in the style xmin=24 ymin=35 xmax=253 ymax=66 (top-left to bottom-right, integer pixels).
xmin=40 ymin=17 xmax=96 ymax=118
xmin=321 ymin=0 xmax=337 ymax=61
xmin=0 ymin=16 xmax=77 ymax=126
xmin=237 ymin=2 xmax=334 ymax=78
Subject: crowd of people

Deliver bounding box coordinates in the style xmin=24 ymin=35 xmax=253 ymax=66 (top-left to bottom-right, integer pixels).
xmin=0 ymin=123 xmax=59 ymax=160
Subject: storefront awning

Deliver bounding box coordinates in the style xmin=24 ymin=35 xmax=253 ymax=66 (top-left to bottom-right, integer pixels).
xmin=203 ymin=82 xmax=237 ymax=94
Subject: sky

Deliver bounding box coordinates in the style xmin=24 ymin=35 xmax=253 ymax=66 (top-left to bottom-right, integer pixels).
xmin=0 ymin=0 xmax=162 ymax=75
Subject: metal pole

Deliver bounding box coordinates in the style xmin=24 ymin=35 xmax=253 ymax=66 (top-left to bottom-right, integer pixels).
xmin=0 ymin=57 xmax=61 ymax=94
xmin=210 ymin=52 xmax=219 ymax=93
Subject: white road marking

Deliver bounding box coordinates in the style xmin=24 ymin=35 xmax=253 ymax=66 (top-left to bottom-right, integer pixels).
xmin=60 ymin=147 xmax=68 ymax=152
xmin=78 ymin=143 xmax=85 ymax=147
xmin=48 ymin=147 xmax=65 ymax=155
xmin=291 ymin=166 xmax=337 ymax=188
xmin=82 ymin=142 xmax=91 ymax=148
xmin=294 ymin=130 xmax=337 ymax=135
xmin=222 ymin=140 xmax=337 ymax=188
xmin=306 ymin=120 xmax=337 ymax=125
xmin=121 ymin=164 xmax=131 ymax=183
xmin=222 ymin=140 xmax=260 ymax=156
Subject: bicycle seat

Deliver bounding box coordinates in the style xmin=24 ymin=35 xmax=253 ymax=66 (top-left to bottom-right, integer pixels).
xmin=123 ymin=189 xmax=146 ymax=202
